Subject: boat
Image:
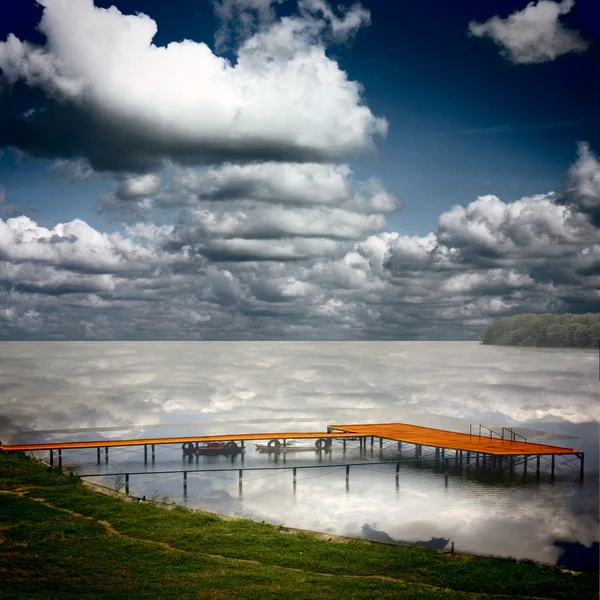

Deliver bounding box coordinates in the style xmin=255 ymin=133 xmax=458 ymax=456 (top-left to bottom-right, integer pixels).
xmin=255 ymin=438 xmax=332 ymax=453
xmin=182 ymin=441 xmax=243 ymax=456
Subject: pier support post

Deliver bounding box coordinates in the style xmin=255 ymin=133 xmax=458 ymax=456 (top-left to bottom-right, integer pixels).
xmin=97 ymin=447 xmax=101 ymax=465
xmin=441 ymin=448 xmax=445 ymax=459
xmin=509 ymin=456 xmax=514 ymax=478
xmin=49 ymin=449 xmax=53 ymax=467
xmin=536 ymin=455 xmax=540 ymax=478
xmin=58 ymin=449 xmax=62 ymax=469
xmin=105 ymin=446 xmax=109 ymax=464
xmin=379 ymin=437 xmax=383 ymax=449
xmin=579 ymin=453 xmax=584 ymax=480
xmin=435 ymin=447 xmax=440 ymax=458
xmin=151 ymin=444 xmax=155 ymax=464
xmin=183 ymin=471 xmax=187 ymax=492
xmin=293 ymin=467 xmax=297 ymax=483
xmin=346 ymin=465 xmax=350 ymax=482
xmin=398 ymin=441 xmax=401 ymax=452
xmin=144 ymin=445 xmax=148 ymax=464
xmin=523 ymin=455 xmax=528 ymax=476
xmin=370 ymin=436 xmax=374 ymax=447
xmin=482 ymin=454 xmax=486 ymax=468
xmin=444 ymin=458 xmax=448 ymax=473
xmin=551 ymin=454 xmax=555 ymax=479
xmin=343 ymin=439 xmax=346 ymax=452
xmin=125 ymin=473 xmax=129 ymax=494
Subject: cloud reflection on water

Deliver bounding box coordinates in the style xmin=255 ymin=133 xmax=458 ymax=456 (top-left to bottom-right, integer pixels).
xmin=0 ymin=341 xmax=597 ymax=567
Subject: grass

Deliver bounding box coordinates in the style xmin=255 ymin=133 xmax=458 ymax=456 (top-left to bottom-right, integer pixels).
xmin=0 ymin=451 xmax=598 ymax=600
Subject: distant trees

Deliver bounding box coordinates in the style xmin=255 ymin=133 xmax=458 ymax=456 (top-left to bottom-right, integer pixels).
xmin=480 ymin=313 xmax=600 ymax=348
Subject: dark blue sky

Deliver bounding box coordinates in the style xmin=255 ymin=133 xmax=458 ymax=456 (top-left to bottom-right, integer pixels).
xmin=1 ymin=0 xmax=598 ymax=234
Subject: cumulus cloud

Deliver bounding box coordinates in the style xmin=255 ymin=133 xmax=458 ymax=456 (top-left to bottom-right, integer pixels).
xmin=213 ymin=0 xmax=286 ymax=52
xmin=48 ymin=158 xmax=94 ymax=182
xmin=115 ymin=174 xmax=161 ymax=200
xmin=564 ymin=142 xmax=600 ymax=226
xmin=0 ymin=0 xmax=386 ymax=171
xmin=0 ymin=145 xmax=598 ymax=340
xmin=0 ymin=215 xmax=183 ymax=275
xmin=175 ymin=206 xmax=386 ymax=241
xmin=157 ymin=162 xmax=400 ymax=213
xmin=468 ymin=0 xmax=589 ymax=64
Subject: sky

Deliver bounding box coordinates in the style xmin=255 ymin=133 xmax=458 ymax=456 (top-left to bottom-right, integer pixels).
xmin=0 ymin=0 xmax=598 ymax=340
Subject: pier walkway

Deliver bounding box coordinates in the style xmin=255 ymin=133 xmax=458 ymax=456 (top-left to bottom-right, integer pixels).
xmin=0 ymin=421 xmax=584 ymax=477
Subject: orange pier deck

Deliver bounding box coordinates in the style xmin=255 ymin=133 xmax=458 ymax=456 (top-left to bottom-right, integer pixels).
xmin=328 ymin=423 xmax=582 ymax=456
xmin=0 ymin=421 xmax=584 ymax=476
xmin=0 ymin=423 xmax=583 ymax=457
xmin=0 ymin=422 xmax=583 ymax=456
xmin=0 ymin=431 xmax=357 ymax=452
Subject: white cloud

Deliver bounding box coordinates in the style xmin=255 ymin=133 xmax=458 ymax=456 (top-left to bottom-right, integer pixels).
xmin=162 ymin=162 xmax=400 ymax=212
xmin=213 ymin=0 xmax=286 ymax=52
xmin=49 ymin=158 xmax=94 ymax=182
xmin=177 ymin=206 xmax=386 ymax=241
xmin=468 ymin=0 xmax=589 ymax=64
xmin=116 ymin=174 xmax=161 ymax=199
xmin=0 ymin=215 xmax=180 ymax=274
xmin=0 ymin=0 xmax=386 ymax=169
xmin=0 ymin=144 xmax=598 ymax=341
xmin=197 ymin=236 xmax=345 ymax=261
xmin=565 ymin=142 xmax=600 ymax=225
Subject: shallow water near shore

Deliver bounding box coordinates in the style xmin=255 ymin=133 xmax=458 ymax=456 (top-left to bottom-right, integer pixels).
xmin=1 ymin=341 xmax=598 ymax=570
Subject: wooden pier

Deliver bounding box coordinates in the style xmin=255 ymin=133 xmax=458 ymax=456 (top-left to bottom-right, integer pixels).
xmin=0 ymin=421 xmax=585 ymax=478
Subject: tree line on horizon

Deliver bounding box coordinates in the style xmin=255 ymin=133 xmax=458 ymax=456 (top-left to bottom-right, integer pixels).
xmin=480 ymin=313 xmax=600 ymax=348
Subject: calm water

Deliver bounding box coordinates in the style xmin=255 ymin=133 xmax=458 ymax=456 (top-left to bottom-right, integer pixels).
xmin=0 ymin=342 xmax=598 ymax=570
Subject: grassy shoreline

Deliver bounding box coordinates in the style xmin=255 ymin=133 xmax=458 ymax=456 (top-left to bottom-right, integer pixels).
xmin=1 ymin=451 xmax=598 ymax=600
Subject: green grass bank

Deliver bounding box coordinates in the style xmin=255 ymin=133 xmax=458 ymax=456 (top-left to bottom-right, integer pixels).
xmin=0 ymin=451 xmax=598 ymax=600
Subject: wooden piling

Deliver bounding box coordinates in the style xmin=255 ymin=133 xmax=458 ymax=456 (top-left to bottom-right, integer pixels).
xmin=125 ymin=473 xmax=129 ymax=494
xmin=144 ymin=445 xmax=148 ymax=464
xmin=105 ymin=446 xmax=109 ymax=464
xmin=49 ymin=449 xmax=53 ymax=467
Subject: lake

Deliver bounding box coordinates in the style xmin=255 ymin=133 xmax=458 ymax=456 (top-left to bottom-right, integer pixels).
xmin=0 ymin=341 xmax=598 ymax=570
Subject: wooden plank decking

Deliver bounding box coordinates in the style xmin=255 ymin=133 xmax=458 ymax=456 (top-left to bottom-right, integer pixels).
xmin=0 ymin=431 xmax=357 ymax=452
xmin=0 ymin=422 xmax=582 ymax=456
xmin=328 ymin=423 xmax=582 ymax=455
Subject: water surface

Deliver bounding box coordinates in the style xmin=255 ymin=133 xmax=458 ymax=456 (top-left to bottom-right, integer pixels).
xmin=0 ymin=342 xmax=598 ymax=569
